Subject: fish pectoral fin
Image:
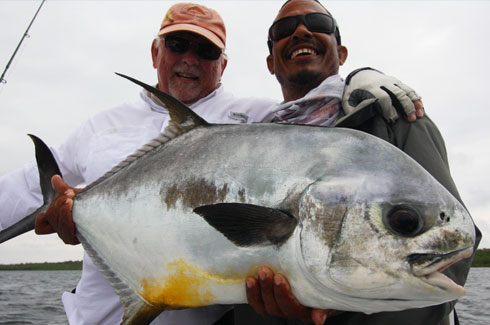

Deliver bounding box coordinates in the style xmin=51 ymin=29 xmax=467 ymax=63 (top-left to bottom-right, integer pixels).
xmin=194 ymin=203 xmax=298 ymax=247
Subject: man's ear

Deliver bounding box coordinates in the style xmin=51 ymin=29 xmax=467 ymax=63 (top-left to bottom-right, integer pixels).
xmin=266 ymin=54 xmax=275 ymax=75
xmin=337 ymin=45 xmax=348 ymax=66
xmin=220 ymin=56 xmax=228 ymax=77
xmin=151 ymin=39 xmax=159 ymax=69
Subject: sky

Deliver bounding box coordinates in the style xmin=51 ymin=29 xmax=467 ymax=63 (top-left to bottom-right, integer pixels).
xmin=0 ymin=0 xmax=489 ymax=264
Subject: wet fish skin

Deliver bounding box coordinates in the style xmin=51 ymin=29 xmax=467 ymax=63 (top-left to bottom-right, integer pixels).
xmin=0 ymin=75 xmax=475 ymax=324
xmin=75 ymin=76 xmax=474 ymax=323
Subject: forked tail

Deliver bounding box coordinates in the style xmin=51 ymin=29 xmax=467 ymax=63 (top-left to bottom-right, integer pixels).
xmin=0 ymin=135 xmax=62 ymax=243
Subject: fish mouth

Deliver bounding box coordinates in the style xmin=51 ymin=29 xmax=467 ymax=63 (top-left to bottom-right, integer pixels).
xmin=408 ymin=247 xmax=473 ymax=295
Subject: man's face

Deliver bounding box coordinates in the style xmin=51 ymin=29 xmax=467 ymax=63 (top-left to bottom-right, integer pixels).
xmin=151 ymin=32 xmax=227 ymax=105
xmin=267 ymin=0 xmax=347 ymax=100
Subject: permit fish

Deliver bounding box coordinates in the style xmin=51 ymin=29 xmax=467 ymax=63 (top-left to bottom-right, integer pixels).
xmin=0 ymin=74 xmax=475 ymax=324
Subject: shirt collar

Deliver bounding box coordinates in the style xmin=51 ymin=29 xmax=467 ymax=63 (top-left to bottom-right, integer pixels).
xmin=274 ymin=74 xmax=345 ymax=113
xmin=141 ymin=84 xmax=223 ymax=113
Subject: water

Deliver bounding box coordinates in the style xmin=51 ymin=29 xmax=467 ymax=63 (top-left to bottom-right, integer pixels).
xmin=457 ymin=268 xmax=490 ymax=324
xmin=0 ymin=270 xmax=80 ymax=324
xmin=0 ymin=268 xmax=488 ymax=324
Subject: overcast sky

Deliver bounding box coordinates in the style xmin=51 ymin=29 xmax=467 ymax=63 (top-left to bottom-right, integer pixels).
xmin=0 ymin=0 xmax=489 ymax=264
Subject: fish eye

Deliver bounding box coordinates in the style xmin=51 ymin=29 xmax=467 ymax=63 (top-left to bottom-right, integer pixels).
xmin=385 ymin=205 xmax=424 ymax=237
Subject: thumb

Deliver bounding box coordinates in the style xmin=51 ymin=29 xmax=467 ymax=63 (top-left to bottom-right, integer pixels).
xmin=35 ymin=212 xmax=55 ymax=235
xmin=341 ymin=95 xmax=355 ymax=114
xmin=342 ymin=89 xmax=376 ymax=114
xmin=51 ymin=175 xmax=77 ymax=196
xmin=312 ymin=309 xmax=328 ymax=325
xmin=350 ymin=97 xmax=377 ymax=112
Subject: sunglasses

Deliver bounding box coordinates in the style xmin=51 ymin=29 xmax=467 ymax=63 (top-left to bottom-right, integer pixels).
xmin=163 ymin=35 xmax=223 ymax=61
xmin=268 ymin=12 xmax=340 ymax=44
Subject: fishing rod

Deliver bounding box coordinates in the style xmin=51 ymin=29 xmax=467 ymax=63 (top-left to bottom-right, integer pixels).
xmin=0 ymin=0 xmax=46 ymax=85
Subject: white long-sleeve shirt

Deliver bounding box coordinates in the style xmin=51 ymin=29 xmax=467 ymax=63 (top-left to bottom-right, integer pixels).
xmin=0 ymin=85 xmax=275 ymax=324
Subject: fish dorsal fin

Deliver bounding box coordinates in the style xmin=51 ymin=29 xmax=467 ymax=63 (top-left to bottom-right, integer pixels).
xmin=194 ymin=203 xmax=298 ymax=247
xmin=116 ymin=73 xmax=209 ymax=127
xmin=81 ymin=74 xmax=210 ymax=193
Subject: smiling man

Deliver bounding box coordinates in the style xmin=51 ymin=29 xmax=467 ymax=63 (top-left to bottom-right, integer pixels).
xmin=1 ymin=1 xmax=440 ymax=325
xmin=152 ymin=29 xmax=226 ymax=105
xmin=266 ymin=4 xmax=346 ymax=104
xmin=239 ymin=1 xmax=481 ymax=325
xmin=4 ymin=3 xmax=276 ymax=324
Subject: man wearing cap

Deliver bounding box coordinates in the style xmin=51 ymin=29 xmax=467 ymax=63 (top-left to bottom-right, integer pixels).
xmin=1 ymin=3 xmax=275 ymax=324
xmin=0 ymin=2 xmax=427 ymax=324
xmin=238 ymin=1 xmax=481 ymax=325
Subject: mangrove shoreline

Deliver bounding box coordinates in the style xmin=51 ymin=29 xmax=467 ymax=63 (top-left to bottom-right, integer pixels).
xmin=1 ymin=249 xmax=489 ymax=270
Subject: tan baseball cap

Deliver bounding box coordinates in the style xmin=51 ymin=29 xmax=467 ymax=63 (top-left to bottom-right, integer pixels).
xmin=158 ymin=3 xmax=226 ymax=50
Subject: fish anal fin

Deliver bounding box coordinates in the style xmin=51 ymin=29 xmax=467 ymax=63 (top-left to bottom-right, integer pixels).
xmin=77 ymin=232 xmax=164 ymax=324
xmin=121 ymin=299 xmax=163 ymax=325
xmin=194 ymin=203 xmax=298 ymax=247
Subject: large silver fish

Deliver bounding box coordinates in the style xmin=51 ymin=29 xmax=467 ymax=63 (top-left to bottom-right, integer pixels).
xmin=0 ymin=74 xmax=475 ymax=324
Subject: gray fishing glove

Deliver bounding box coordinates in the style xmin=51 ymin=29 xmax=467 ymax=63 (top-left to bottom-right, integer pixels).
xmin=342 ymin=67 xmax=422 ymax=123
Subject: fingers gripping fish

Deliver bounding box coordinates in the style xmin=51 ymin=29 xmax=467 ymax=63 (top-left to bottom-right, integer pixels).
xmin=0 ymin=74 xmax=475 ymax=324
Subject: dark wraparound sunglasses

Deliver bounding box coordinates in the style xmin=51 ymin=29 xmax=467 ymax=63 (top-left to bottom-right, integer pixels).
xmin=163 ymin=35 xmax=223 ymax=61
xmin=267 ymin=13 xmax=341 ymax=52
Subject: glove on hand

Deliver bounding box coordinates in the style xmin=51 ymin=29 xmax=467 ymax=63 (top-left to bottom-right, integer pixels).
xmin=342 ymin=68 xmax=422 ymax=123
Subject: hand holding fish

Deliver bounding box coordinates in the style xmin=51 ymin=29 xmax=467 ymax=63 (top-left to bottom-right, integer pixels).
xmin=246 ymin=266 xmax=335 ymax=324
xmin=1 ymin=78 xmax=476 ymax=324
xmin=35 ymin=175 xmax=80 ymax=245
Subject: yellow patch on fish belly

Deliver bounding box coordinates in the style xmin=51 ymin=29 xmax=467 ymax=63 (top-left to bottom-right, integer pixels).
xmin=140 ymin=259 xmax=244 ymax=308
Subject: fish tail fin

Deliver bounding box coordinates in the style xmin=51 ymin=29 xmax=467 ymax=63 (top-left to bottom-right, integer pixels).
xmin=0 ymin=135 xmax=62 ymax=243
xmin=27 ymin=134 xmax=62 ymax=205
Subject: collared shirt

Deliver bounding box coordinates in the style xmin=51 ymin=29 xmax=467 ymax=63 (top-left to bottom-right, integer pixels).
xmin=268 ymin=74 xmax=345 ymax=127
xmin=0 ymin=86 xmax=275 ymax=325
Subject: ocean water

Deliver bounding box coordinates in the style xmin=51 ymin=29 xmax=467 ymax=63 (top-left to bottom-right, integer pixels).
xmin=0 ymin=270 xmax=80 ymax=324
xmin=0 ymin=268 xmax=488 ymax=324
xmin=456 ymin=268 xmax=490 ymax=324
